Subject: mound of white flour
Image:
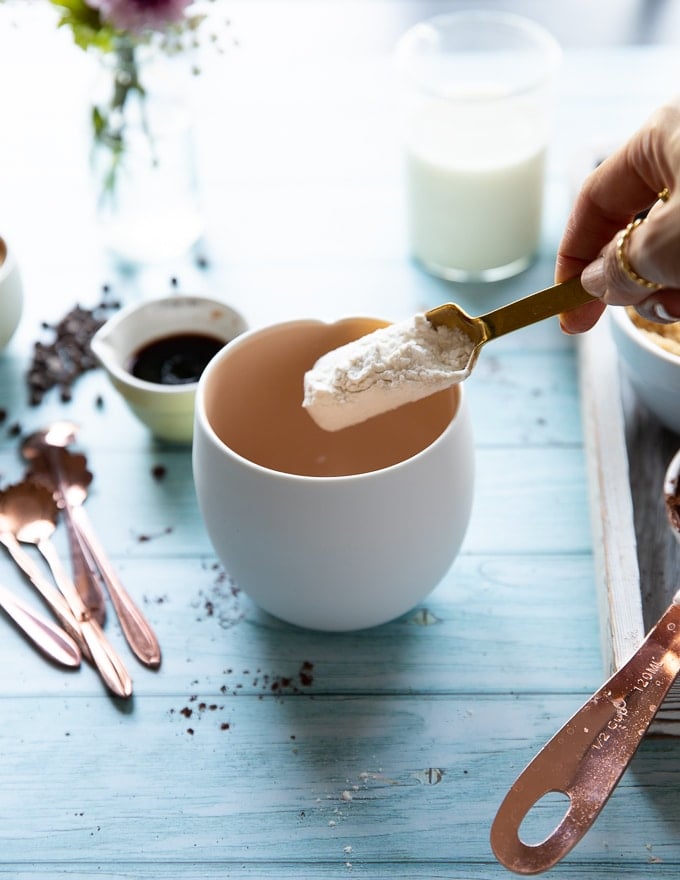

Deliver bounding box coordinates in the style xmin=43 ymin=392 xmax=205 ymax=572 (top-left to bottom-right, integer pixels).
xmin=303 ymin=314 xmax=474 ymax=431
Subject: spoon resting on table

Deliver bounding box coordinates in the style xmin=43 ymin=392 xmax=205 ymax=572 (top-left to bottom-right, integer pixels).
xmin=21 ymin=423 xmax=107 ymax=625
xmin=303 ymin=277 xmax=595 ymax=432
xmin=0 ymin=580 xmax=81 ymax=668
xmin=0 ymin=480 xmax=132 ymax=699
xmin=22 ymin=424 xmax=162 ymax=669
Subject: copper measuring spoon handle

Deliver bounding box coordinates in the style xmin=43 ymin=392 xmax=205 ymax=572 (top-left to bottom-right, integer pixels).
xmin=70 ymin=505 xmax=161 ymax=668
xmin=491 ymin=590 xmax=680 ymax=875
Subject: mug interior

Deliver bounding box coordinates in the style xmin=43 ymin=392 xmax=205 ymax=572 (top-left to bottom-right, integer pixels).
xmin=202 ymin=318 xmax=460 ymax=477
xmin=0 ymin=238 xmax=6 ymax=271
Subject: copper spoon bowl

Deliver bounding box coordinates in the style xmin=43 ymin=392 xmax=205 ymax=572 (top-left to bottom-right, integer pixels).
xmin=22 ymin=424 xmax=107 ymax=624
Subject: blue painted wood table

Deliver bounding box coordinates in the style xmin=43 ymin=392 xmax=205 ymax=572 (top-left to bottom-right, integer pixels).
xmin=0 ymin=2 xmax=679 ymax=877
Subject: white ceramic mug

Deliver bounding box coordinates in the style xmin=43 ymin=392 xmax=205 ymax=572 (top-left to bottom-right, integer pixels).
xmin=0 ymin=236 xmax=23 ymax=350
xmin=192 ymin=317 xmax=475 ymax=631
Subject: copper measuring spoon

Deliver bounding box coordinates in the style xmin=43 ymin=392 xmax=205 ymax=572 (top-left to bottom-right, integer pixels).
xmin=24 ymin=431 xmax=161 ymax=669
xmin=491 ymin=459 xmax=680 ymax=878
xmin=0 ymin=480 xmax=132 ymax=699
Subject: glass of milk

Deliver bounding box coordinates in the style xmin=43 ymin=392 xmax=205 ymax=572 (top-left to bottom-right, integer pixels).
xmin=396 ymin=11 xmax=561 ymax=282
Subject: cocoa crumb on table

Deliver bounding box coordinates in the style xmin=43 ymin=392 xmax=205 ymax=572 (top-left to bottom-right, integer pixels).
xmin=27 ymin=300 xmax=120 ymax=406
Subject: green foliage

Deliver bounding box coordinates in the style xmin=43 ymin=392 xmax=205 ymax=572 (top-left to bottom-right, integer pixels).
xmin=49 ymin=0 xmax=116 ymax=51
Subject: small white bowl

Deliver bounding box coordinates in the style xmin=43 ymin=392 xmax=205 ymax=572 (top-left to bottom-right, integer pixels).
xmin=609 ymin=306 xmax=680 ymax=434
xmin=91 ymin=294 xmax=248 ymax=444
xmin=664 ymin=448 xmax=680 ymax=544
xmin=0 ymin=236 xmax=23 ymax=351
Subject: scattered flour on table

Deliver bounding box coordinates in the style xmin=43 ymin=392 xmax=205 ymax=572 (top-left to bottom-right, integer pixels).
xmin=303 ymin=314 xmax=474 ymax=431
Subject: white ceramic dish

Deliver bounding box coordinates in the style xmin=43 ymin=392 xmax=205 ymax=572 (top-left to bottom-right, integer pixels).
xmin=91 ymin=294 xmax=248 ymax=444
xmin=0 ymin=236 xmax=23 ymax=351
xmin=193 ymin=316 xmax=475 ymax=632
xmin=609 ymin=306 xmax=680 ymax=435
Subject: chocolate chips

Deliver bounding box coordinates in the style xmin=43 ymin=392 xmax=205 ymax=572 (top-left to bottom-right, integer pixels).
xmin=27 ymin=299 xmax=120 ymax=406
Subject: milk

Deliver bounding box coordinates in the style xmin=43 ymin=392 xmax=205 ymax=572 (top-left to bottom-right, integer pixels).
xmin=405 ymin=97 xmax=547 ymax=280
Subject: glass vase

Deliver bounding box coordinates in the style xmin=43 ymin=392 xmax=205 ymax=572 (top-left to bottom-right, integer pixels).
xmin=91 ymin=41 xmax=204 ymax=265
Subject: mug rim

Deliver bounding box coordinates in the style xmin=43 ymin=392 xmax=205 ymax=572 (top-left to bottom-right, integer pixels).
xmin=194 ymin=317 xmax=468 ymax=483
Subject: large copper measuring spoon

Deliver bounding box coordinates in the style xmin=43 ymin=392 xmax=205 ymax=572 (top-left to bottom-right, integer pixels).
xmin=492 ymin=450 xmax=680 ymax=876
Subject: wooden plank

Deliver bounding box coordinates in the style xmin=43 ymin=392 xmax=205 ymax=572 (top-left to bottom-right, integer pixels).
xmin=0 ymin=551 xmax=601 ymax=698
xmin=579 ymin=316 xmax=680 ymax=734
xmin=0 ymin=693 xmax=676 ymax=866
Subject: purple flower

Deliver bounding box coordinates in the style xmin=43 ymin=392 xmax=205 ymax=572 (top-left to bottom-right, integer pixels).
xmin=86 ymin=0 xmax=193 ymax=33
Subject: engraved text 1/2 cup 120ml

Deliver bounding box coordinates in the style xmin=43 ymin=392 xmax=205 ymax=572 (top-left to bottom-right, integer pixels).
xmin=192 ymin=317 xmax=475 ymax=632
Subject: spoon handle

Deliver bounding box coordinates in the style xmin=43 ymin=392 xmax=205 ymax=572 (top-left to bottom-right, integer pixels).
xmin=70 ymin=506 xmax=161 ymax=669
xmin=38 ymin=539 xmax=133 ymax=699
xmin=0 ymin=532 xmax=87 ymax=656
xmin=480 ymin=277 xmax=595 ymax=340
xmin=491 ymin=593 xmax=680 ymax=875
xmin=0 ymin=582 xmax=81 ymax=668
xmin=60 ymin=498 xmax=107 ymax=626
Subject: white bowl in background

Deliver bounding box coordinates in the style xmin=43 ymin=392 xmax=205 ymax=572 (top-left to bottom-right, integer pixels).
xmin=609 ymin=306 xmax=680 ymax=435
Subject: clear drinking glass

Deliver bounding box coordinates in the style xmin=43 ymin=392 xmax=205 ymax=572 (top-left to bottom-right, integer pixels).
xmin=396 ymin=11 xmax=561 ymax=282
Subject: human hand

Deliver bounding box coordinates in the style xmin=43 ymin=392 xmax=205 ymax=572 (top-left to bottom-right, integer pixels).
xmin=555 ymin=98 xmax=680 ymax=334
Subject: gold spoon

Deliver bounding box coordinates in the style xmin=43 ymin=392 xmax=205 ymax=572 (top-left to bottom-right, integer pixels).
xmin=425 ymin=276 xmax=595 ymax=374
xmin=0 ymin=481 xmax=132 ymax=699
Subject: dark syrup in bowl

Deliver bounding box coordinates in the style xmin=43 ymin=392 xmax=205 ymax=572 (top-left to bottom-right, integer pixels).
xmin=128 ymin=333 xmax=225 ymax=385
